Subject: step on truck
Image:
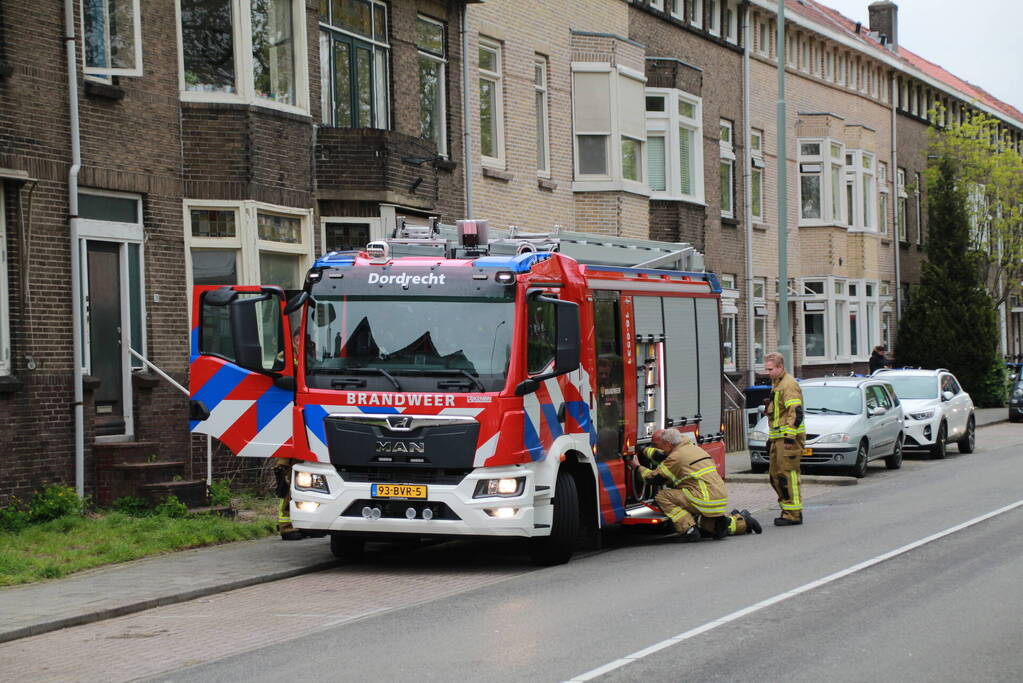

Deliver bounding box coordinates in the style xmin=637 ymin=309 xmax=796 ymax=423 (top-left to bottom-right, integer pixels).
xmin=189 ymin=220 xmax=726 ymax=565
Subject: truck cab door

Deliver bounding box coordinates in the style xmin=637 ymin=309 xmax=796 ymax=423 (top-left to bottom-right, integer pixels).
xmin=189 ymin=285 xmax=295 ymax=459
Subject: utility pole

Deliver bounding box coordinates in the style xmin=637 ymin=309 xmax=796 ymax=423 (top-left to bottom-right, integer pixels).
xmin=776 ymin=0 xmax=791 ymax=371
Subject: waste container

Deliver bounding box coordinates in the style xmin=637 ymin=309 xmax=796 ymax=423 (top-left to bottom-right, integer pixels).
xmin=744 ymin=385 xmax=771 ymax=429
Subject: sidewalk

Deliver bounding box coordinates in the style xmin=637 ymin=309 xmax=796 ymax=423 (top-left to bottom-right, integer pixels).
xmin=0 ymin=407 xmax=1009 ymax=646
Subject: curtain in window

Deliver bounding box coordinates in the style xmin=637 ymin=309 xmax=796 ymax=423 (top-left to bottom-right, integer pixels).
xmin=679 ymin=127 xmax=692 ymax=195
xmin=647 ymin=136 xmax=666 ymax=191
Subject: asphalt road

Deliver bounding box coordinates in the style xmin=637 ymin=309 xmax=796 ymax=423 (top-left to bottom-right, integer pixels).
xmin=4 ymin=423 xmax=1022 ymax=682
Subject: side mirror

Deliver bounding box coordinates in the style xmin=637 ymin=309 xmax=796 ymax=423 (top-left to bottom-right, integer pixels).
xmin=229 ymin=292 xmax=281 ymax=373
xmin=941 ymin=390 xmax=954 ymax=402
xmin=514 ymin=378 xmax=540 ymax=396
xmin=868 ymin=406 xmax=886 ymax=417
xmin=552 ymin=297 xmax=580 ymax=375
xmin=284 ymin=290 xmax=309 ymax=315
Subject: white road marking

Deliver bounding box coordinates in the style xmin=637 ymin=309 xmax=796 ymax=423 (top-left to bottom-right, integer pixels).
xmin=567 ymin=498 xmax=1023 ymax=681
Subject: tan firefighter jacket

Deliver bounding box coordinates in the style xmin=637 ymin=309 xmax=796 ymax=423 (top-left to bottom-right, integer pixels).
xmin=768 ymin=371 xmax=806 ymax=443
xmin=639 ymin=441 xmax=728 ymax=516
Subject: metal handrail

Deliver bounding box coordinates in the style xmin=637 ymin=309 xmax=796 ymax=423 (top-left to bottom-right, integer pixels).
xmin=721 ymin=372 xmax=745 ymax=411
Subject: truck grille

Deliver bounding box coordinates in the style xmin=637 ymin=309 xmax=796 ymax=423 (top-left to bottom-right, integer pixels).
xmin=324 ymin=414 xmax=481 ymax=474
xmin=335 ymin=466 xmax=469 ymax=485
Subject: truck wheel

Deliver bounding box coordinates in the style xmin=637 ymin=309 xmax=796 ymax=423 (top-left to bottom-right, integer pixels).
xmin=957 ymin=416 xmax=975 ymax=454
xmin=885 ymin=435 xmax=904 ymax=470
xmin=530 ymin=470 xmax=580 ymax=566
xmin=930 ymin=423 xmax=947 ymax=460
xmin=330 ymin=533 xmax=365 ymax=561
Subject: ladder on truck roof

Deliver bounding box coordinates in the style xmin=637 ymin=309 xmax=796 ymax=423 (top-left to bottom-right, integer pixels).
xmin=376 ymin=217 xmax=705 ymax=272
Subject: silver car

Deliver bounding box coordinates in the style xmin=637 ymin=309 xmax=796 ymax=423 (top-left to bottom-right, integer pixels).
xmin=748 ymin=377 xmax=905 ymax=478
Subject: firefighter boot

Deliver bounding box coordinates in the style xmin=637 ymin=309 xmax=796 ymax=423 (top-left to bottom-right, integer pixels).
xmin=676 ymin=526 xmax=701 ymax=543
xmin=739 ymin=509 xmax=762 ymax=534
xmin=713 ymin=515 xmax=730 ymax=540
xmin=774 ymin=516 xmax=803 ymax=526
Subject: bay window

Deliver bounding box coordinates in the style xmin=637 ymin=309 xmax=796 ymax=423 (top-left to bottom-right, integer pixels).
xmin=645 ymin=88 xmax=703 ymax=203
xmin=319 ymin=0 xmax=389 ymax=127
xmin=799 ymin=277 xmax=880 ymax=363
xmin=844 ymin=149 xmax=877 ymax=231
xmin=573 ymin=64 xmax=647 ymax=192
xmin=181 ymin=0 xmax=307 ymax=110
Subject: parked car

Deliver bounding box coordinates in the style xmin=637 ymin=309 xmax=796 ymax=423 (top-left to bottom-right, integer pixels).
xmin=873 ymin=368 xmax=975 ymax=458
xmin=748 ymin=377 xmax=905 ymax=478
xmin=1009 ymin=376 xmax=1023 ymax=422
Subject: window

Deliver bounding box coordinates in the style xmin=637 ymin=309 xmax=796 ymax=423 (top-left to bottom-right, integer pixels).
xmin=897 ymin=168 xmax=908 ymax=241
xmin=799 ymin=276 xmax=876 ymax=363
xmin=0 ymin=190 xmax=9 ymax=375
xmin=689 ymin=0 xmax=703 ymax=28
xmin=757 ymin=18 xmax=769 ymax=55
xmin=319 ymin=0 xmax=388 ymax=127
xmin=720 ymin=273 xmax=737 ymax=290
xmin=843 ymin=150 xmax=877 ymax=231
xmin=707 ymin=0 xmax=719 ymax=35
xmin=82 ymin=0 xmax=142 ymax=77
xmin=622 ymin=137 xmax=642 ymax=182
xmin=527 ymin=297 xmax=557 ymax=374
xmin=825 ymin=50 xmax=834 ymax=81
xmin=650 ymin=0 xmax=665 ymax=10
xmin=720 ymin=119 xmax=734 ymax=218
xmin=183 ymin=0 xmax=306 ymax=110
xmin=722 ymin=314 xmax=736 ymax=370
xmin=479 ymin=38 xmax=504 ymax=166
xmin=324 ymin=220 xmax=371 ymax=252
xmin=724 ymin=1 xmax=738 ymax=43
xmin=804 ymin=303 xmax=826 ymax=358
xmin=753 ymin=277 xmax=766 ymax=300
xmin=186 ymin=201 xmax=313 ymax=296
xmin=878 ymin=161 xmax=889 ymax=236
xmin=646 ymin=88 xmax=702 ymax=202
xmin=754 ymin=315 xmax=766 ymax=366
xmin=670 ymin=0 xmax=683 ymax=20
xmin=751 ymin=128 xmax=764 ymax=223
xmin=798 ymin=140 xmax=824 ymax=221
xmin=534 ymin=56 xmax=550 ymax=175
xmin=417 ymin=16 xmax=446 ymax=156
xmin=915 ymin=171 xmax=924 ymax=245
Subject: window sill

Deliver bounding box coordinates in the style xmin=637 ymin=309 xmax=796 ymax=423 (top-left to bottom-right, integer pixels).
xmin=0 ymin=374 xmax=23 ymax=394
xmin=482 ymin=166 xmax=513 ymax=182
xmin=721 ymin=217 xmax=740 ymax=227
xmin=537 ymin=177 xmax=558 ymax=192
xmin=434 ymin=158 xmax=458 ymax=173
xmin=753 ymin=223 xmax=770 ymax=232
xmin=85 ymin=80 xmax=125 ymax=101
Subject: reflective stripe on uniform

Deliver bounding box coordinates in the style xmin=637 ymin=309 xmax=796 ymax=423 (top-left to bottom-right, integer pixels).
xmin=657 ymin=463 xmax=682 ymax=486
xmin=277 ymin=499 xmax=291 ymax=524
xmin=784 ymin=398 xmax=802 ymax=407
xmin=683 ymin=488 xmax=729 ymax=515
xmin=790 ymin=470 xmax=802 ymax=509
xmin=665 ymin=506 xmax=687 ymax=522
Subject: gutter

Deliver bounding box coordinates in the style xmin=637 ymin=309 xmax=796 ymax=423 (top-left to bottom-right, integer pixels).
xmin=460 ymin=2 xmax=474 ymax=218
xmin=64 ymin=0 xmax=84 ymax=497
xmin=890 ymin=73 xmax=901 ymax=325
xmin=742 ymin=2 xmax=755 ymax=386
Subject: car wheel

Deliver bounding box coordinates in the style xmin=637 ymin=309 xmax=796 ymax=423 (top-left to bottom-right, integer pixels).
xmin=1010 ymin=413 xmax=1022 ymax=424
xmin=885 ymin=435 xmax=904 ymax=470
xmin=329 ymin=533 xmax=366 ymax=561
xmin=851 ymin=441 xmax=869 ymax=478
xmin=930 ymin=422 xmax=947 ymax=460
xmin=530 ymin=470 xmax=580 ymax=566
xmin=958 ymin=416 xmax=975 ymax=454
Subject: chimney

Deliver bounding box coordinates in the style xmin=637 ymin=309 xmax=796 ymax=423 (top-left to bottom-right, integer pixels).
xmin=868 ymin=1 xmax=898 ymax=52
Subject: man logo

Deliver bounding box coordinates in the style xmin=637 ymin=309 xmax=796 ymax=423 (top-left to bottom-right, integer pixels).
xmin=387 ymin=416 xmax=414 ymax=431
xmin=376 ymin=440 xmax=425 ymax=454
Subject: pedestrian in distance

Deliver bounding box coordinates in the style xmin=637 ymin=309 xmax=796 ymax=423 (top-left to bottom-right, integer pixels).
xmin=869 ymin=344 xmax=890 ymax=374
xmin=764 ymin=352 xmax=805 ymax=526
xmin=630 ymin=428 xmax=762 ymax=541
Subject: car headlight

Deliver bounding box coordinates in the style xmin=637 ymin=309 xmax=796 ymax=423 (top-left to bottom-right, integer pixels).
xmin=817 ymin=433 xmax=851 ymax=444
xmin=750 ymin=430 xmax=769 ymax=443
xmin=1013 ymin=389 xmax=1023 ymax=400
xmin=294 ymin=471 xmax=330 ymax=493
xmin=909 ymin=410 xmax=935 ymax=420
xmin=473 ymin=477 xmax=525 ymax=498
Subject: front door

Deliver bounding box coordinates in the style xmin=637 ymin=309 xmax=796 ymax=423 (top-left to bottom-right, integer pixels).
xmin=87 ymin=241 xmax=126 ymax=436
xmin=592 ymin=291 xmax=624 ymax=462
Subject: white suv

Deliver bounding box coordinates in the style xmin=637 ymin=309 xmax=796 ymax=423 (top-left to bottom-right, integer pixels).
xmin=873 ymin=368 xmax=975 ymax=458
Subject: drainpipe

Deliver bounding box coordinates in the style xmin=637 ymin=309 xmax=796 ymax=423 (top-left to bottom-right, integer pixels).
xmin=742 ymin=3 xmax=755 ymax=387
xmin=891 ymin=74 xmax=901 ymax=326
xmin=65 ymin=0 xmax=84 ymax=497
xmin=460 ymin=2 xmax=474 ymax=219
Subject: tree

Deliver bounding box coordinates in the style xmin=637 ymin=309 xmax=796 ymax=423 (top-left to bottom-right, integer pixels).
xmin=896 ymin=156 xmax=1005 ymax=407
xmin=927 ymin=108 xmax=1023 ymax=311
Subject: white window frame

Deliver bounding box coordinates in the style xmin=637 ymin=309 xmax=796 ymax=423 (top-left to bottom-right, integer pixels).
xmin=753 ymin=276 xmax=766 ymax=301
xmin=320 ymin=215 xmax=384 ymax=252
xmin=479 ymin=37 xmax=505 ymax=168
xmin=878 ymin=161 xmax=889 ymax=236
xmin=645 ymin=87 xmax=704 ymax=204
xmin=720 ymin=119 xmax=735 ymax=218
xmin=670 ymin=0 xmax=684 ymax=20
xmin=184 ymin=199 xmax=314 ymax=308
xmin=724 ymin=1 xmax=738 ymax=43
xmin=318 ymin=1 xmax=390 ymax=129
xmin=0 ymin=190 xmax=9 ymax=375
xmin=535 ymin=55 xmax=551 ymax=177
xmin=417 ymin=15 xmax=447 ymax=157
xmin=720 ymin=273 xmax=737 ymax=290
xmin=177 ymin=0 xmax=309 ymax=114
xmin=722 ymin=313 xmax=737 ymax=372
xmin=914 ymin=171 xmax=924 ymax=245
xmin=689 ymin=0 xmax=703 ymax=28
xmin=81 ymin=0 xmax=143 ymax=78
xmin=843 ymin=150 xmax=877 ymax=232
xmin=897 ymin=167 xmax=908 ymax=241
xmin=650 ymin=0 xmax=665 ymax=10
xmin=798 ymin=138 xmax=847 ymax=227
xmin=753 ymin=314 xmax=766 ymax=368
xmin=707 ymin=0 xmax=719 ymax=35
xmin=751 ymin=128 xmax=764 ymax=223
xmin=798 ymin=276 xmax=877 ymax=363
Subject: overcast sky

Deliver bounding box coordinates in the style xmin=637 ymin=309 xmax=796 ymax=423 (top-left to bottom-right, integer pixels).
xmin=813 ymin=0 xmax=1023 ymax=115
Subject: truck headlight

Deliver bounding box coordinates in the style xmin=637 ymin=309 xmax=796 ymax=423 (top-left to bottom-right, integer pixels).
xmin=909 ymin=410 xmax=935 ymax=421
xmin=818 ymin=433 xmax=851 ymax=444
xmin=474 ymin=477 xmax=525 ymax=498
xmin=295 ymin=471 xmax=330 ymax=493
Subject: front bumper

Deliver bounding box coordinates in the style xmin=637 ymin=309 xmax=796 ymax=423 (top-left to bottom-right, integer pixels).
xmin=289 ymin=462 xmax=552 ymax=539
xmin=750 ymin=444 xmax=858 ymax=469
xmin=902 ymin=416 xmax=940 ymax=448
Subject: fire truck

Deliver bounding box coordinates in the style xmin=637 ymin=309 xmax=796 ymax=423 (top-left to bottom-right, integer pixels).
xmin=189 ymin=221 xmax=725 ymax=565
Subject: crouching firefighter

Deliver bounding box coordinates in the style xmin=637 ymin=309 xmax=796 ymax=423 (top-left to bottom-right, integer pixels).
xmin=764 ymin=352 xmax=805 ymax=526
xmin=274 ymin=458 xmax=305 ymax=541
xmin=631 ymin=428 xmax=762 ymax=541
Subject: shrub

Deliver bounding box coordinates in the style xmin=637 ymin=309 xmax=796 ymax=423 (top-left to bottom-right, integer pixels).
xmin=209 ymin=479 xmax=232 ymax=507
xmin=0 ymin=499 xmax=30 ymax=532
xmin=154 ymin=495 xmax=189 ymax=518
xmin=27 ymin=485 xmax=85 ymax=524
xmin=112 ymin=496 xmax=151 ymax=517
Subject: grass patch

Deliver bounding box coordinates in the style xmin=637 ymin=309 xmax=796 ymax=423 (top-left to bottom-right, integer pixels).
xmin=0 ymin=507 xmax=276 ymax=587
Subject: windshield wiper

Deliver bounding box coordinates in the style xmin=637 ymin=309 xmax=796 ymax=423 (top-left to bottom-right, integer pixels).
xmin=393 ymin=368 xmax=486 ymax=392
xmin=815 ymin=407 xmax=856 ymax=415
xmin=328 ymin=366 xmax=402 ymax=390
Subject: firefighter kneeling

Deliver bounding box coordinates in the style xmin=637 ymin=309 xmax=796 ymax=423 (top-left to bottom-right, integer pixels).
xmin=632 ymin=428 xmax=762 ymax=541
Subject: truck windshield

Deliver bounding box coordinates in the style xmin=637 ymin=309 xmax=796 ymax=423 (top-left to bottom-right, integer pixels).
xmin=304 ymin=295 xmax=514 ymax=392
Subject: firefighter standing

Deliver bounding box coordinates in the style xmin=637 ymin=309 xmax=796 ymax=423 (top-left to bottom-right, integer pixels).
xmin=764 ymin=352 xmax=805 ymax=526
xmin=631 ymin=428 xmax=761 ymax=541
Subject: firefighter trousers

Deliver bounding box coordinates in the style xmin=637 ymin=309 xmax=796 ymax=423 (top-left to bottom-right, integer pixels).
xmin=274 ymin=458 xmax=297 ymax=534
xmin=654 ymin=488 xmax=748 ymax=536
xmin=769 ymin=439 xmax=803 ymax=521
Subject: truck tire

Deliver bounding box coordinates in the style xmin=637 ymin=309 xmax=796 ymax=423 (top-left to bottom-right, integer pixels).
xmin=330 ymin=533 xmax=365 ymax=561
xmin=530 ymin=470 xmax=580 ymax=566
